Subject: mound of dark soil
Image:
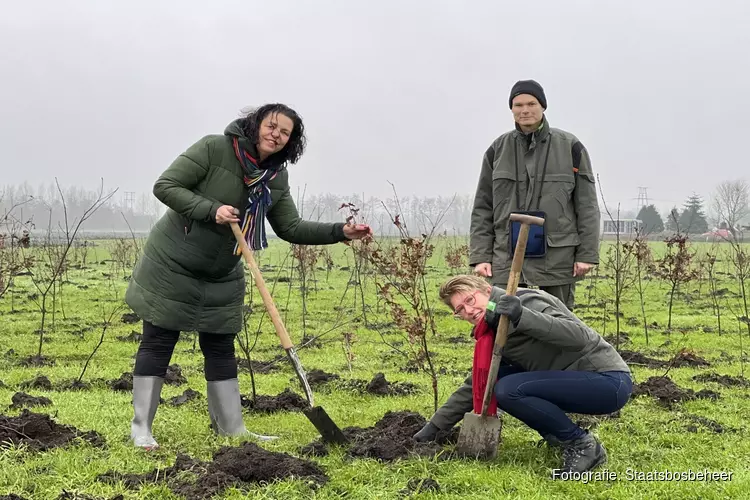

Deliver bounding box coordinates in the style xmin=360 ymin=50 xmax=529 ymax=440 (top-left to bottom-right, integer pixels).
xmin=338 ymin=373 xmax=418 ymax=396
xmin=0 ymin=495 xmax=29 ymax=500
xmin=165 ymin=365 xmax=187 ymax=386
xmin=603 ymin=332 xmax=630 ymax=345
xmin=236 ymin=357 xmax=281 ymax=374
xmin=169 ymin=389 xmax=202 ymax=407
xmin=306 ymin=369 xmax=340 ymax=388
xmin=400 ymin=477 xmax=441 ymax=496
xmin=99 ymin=445 xmax=327 ymax=499
xmin=618 ymin=350 xmax=667 ymax=369
xmin=447 ymin=335 xmax=471 ymax=345
xmin=692 ymin=372 xmax=750 ymax=388
xmin=10 ymin=392 xmax=52 ymax=409
xmin=18 ymin=355 xmax=55 ymax=367
xmin=116 ymin=331 xmax=142 ymax=342
xmin=56 ymin=380 xmax=92 ymax=391
xmin=108 ymin=373 xmax=132 ymax=392
xmin=120 ymin=313 xmax=140 ymax=324
xmin=0 ymin=409 xmax=105 ymax=451
xmin=241 ymin=389 xmax=308 ymax=413
xmin=19 ymin=375 xmax=52 ymax=390
xmin=632 ymin=376 xmax=720 ymax=407
xmin=669 ymin=350 xmax=711 ymax=368
xmin=301 ymin=411 xmax=459 ymax=461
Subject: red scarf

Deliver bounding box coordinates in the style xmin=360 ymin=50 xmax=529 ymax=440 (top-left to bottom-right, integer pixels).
xmin=472 ymin=317 xmax=498 ymax=416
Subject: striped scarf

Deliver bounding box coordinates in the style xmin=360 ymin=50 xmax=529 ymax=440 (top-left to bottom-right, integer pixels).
xmin=231 ymin=137 xmax=280 ymax=254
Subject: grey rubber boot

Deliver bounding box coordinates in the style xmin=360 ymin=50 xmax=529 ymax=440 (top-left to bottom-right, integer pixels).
xmin=131 ymin=376 xmax=165 ymax=450
xmin=206 ymin=378 xmax=278 ymax=441
xmin=559 ymin=431 xmax=608 ymax=473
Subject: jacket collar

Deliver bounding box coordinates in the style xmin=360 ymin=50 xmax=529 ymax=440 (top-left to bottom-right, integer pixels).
xmin=513 ymin=115 xmax=550 ymax=146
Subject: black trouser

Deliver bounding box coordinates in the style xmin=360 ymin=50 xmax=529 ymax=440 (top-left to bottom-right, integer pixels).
xmin=134 ymin=321 xmax=237 ymax=381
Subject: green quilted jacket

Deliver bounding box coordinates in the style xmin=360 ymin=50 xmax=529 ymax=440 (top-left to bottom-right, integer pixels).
xmin=125 ymin=119 xmax=347 ymax=334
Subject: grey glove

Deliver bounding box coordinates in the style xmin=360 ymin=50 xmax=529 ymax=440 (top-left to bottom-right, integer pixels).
xmin=413 ymin=422 xmax=439 ymax=443
xmin=489 ymin=294 xmax=523 ymax=327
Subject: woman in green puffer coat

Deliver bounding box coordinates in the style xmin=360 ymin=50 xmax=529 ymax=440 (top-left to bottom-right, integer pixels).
xmin=125 ymin=104 xmax=372 ymax=449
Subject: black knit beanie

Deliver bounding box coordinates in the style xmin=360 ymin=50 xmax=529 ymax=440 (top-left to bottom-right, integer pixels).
xmin=508 ymin=80 xmax=547 ymax=109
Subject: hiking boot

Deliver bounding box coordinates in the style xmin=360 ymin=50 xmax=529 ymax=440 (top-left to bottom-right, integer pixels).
xmin=131 ymin=376 xmax=164 ymax=450
xmin=559 ymin=431 xmax=607 ymax=473
xmin=413 ymin=422 xmax=440 ymax=443
xmin=206 ymin=378 xmax=278 ymax=441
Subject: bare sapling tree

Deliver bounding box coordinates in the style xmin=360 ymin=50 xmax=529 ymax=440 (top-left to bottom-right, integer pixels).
xmin=725 ymin=238 xmax=750 ymax=347
xmin=623 ymin=227 xmax=656 ymax=345
xmin=339 ymin=202 xmax=373 ymax=326
xmin=712 ymin=179 xmax=749 ymax=240
xmin=75 ymin=273 xmax=124 ymax=388
xmin=704 ymin=244 xmax=723 ymax=335
xmin=341 ymin=331 xmax=357 ymax=373
xmin=598 ymin=177 xmax=637 ymax=349
xmin=654 ymin=212 xmax=698 ymax=331
xmin=367 ymin=185 xmax=453 ymax=412
xmin=0 ymin=195 xmax=33 ymax=306
xmin=291 ymin=243 xmax=320 ymax=343
xmin=444 ymin=237 xmax=469 ymax=275
xmin=22 ymin=179 xmax=117 ymax=364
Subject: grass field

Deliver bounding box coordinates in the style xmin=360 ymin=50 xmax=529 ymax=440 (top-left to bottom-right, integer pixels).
xmin=1 ymin=237 xmax=749 ymax=499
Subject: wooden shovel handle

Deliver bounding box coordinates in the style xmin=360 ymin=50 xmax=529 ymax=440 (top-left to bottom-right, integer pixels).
xmin=480 ymin=213 xmax=545 ymax=415
xmin=230 ymin=222 xmax=294 ymax=350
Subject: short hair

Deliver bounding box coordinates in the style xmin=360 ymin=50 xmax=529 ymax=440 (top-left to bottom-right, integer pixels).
xmin=439 ymin=274 xmax=491 ymax=308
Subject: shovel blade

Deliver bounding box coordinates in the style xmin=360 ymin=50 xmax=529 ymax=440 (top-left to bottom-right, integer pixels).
xmin=455 ymin=412 xmax=502 ymax=459
xmin=285 ymin=347 xmax=315 ymax=407
xmin=303 ymin=406 xmax=349 ymax=445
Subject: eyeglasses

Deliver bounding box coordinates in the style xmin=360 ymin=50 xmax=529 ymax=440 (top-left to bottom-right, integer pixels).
xmin=453 ymin=291 xmax=479 ymax=318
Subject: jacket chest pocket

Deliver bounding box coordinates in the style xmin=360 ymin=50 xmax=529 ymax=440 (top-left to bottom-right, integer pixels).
xmin=538 ymin=172 xmax=576 ymax=233
xmin=491 ymin=169 xmax=521 ymax=214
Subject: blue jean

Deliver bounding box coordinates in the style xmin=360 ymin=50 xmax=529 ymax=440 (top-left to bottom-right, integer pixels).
xmin=493 ymin=365 xmax=632 ymax=441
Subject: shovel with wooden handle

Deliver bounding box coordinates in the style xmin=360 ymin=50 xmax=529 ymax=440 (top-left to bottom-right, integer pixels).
xmin=230 ymin=222 xmax=349 ymax=445
xmin=455 ymin=212 xmax=545 ymax=459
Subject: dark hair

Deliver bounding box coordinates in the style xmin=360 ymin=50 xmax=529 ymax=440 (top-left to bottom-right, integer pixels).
xmin=240 ymin=103 xmax=306 ymax=167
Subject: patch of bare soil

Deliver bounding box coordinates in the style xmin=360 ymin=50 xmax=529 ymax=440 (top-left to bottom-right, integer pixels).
xmin=10 ymin=392 xmax=52 ymax=409
xmin=116 ymin=331 xmax=142 ymax=342
xmin=165 ymin=365 xmax=187 ymax=386
xmin=618 ymin=350 xmax=667 ymax=369
xmin=98 ymin=445 xmax=327 ymax=499
xmin=0 ymin=409 xmax=105 ymax=451
xmin=692 ymin=372 xmax=750 ymax=388
xmin=300 ymin=411 xmax=459 ymax=461
xmin=120 ymin=313 xmax=139 ymax=324
xmin=305 ymin=369 xmax=340 ymax=388
xmin=108 ymin=373 xmax=132 ymax=392
xmin=632 ymin=376 xmax=720 ymax=407
xmin=56 ymin=380 xmax=92 ymax=391
xmin=669 ymin=349 xmax=711 ymax=368
xmin=169 ymin=389 xmax=201 ymax=407
xmin=19 ymin=375 xmax=52 ymax=390
xmin=241 ymin=389 xmax=308 ymax=413
xmin=18 ymin=355 xmax=55 ymax=367
xmin=338 ymin=373 xmax=418 ymax=396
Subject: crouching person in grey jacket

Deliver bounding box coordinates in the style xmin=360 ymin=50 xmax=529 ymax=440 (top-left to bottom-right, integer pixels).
xmin=414 ymin=275 xmax=632 ymax=474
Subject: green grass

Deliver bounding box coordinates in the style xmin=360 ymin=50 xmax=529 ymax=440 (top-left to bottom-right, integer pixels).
xmin=1 ymin=237 xmax=749 ymax=499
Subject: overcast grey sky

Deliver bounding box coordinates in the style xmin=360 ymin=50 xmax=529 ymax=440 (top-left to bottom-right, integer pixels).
xmin=1 ymin=0 xmax=748 ymax=215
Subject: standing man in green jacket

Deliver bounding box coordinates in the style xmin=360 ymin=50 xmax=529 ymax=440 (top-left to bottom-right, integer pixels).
xmin=470 ymin=80 xmax=600 ymax=310
xmin=125 ymin=104 xmax=371 ymax=450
